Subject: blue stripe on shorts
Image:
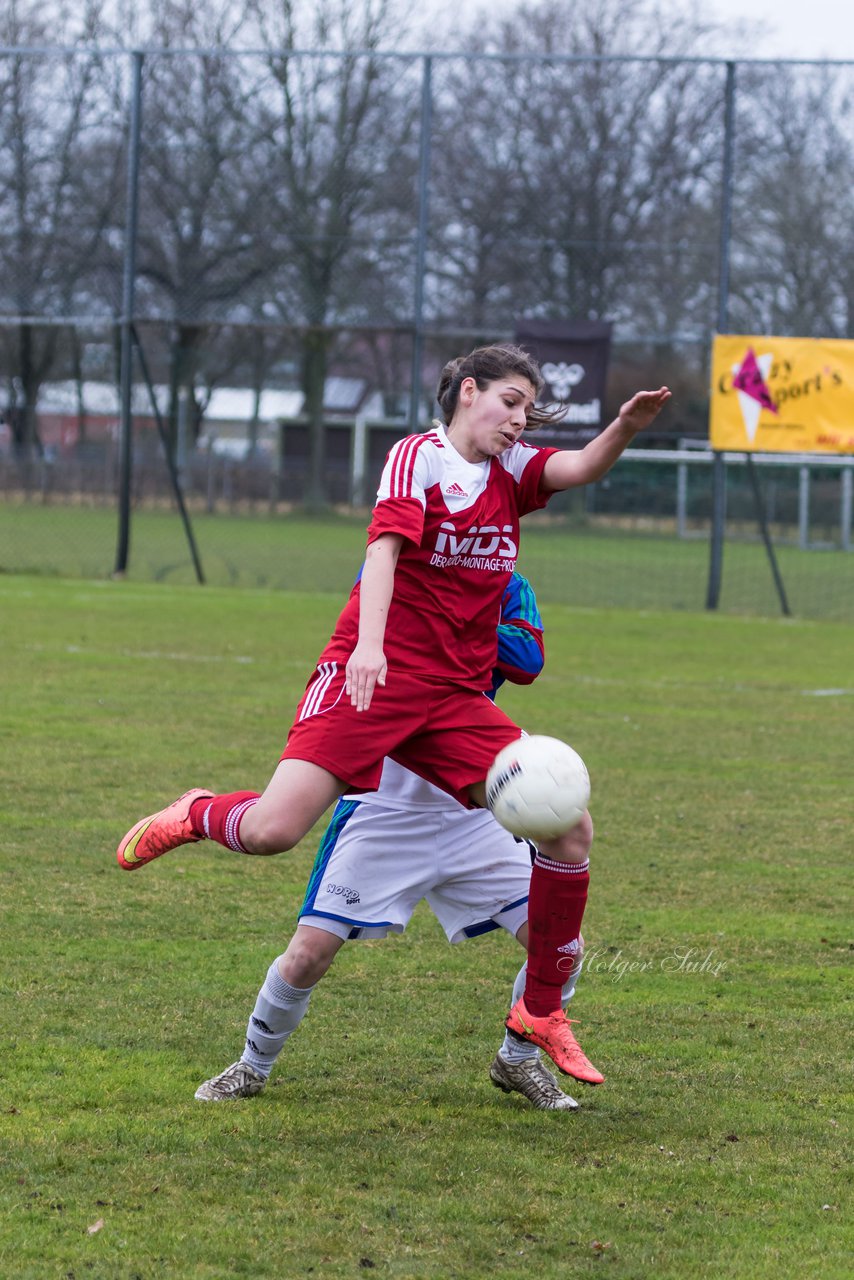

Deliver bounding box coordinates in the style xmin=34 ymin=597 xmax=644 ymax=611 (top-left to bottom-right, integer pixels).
xmin=461 ymin=893 xmax=529 ymax=939
xmin=299 ymin=798 xmax=361 ymax=919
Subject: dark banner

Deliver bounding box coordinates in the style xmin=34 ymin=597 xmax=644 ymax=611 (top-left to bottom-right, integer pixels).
xmin=514 ymin=318 xmax=613 ymax=443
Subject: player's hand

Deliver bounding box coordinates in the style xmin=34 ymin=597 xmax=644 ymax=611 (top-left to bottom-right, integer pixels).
xmin=617 ymin=386 xmax=672 ymax=435
xmin=345 ymin=642 xmax=387 ymax=712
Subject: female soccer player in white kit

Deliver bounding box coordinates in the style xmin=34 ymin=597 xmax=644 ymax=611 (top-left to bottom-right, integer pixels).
xmin=193 ymin=573 xmax=590 ymax=1110
xmin=117 ymin=343 xmax=670 ymax=1080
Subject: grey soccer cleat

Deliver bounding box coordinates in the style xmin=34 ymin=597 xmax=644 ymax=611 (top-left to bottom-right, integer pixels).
xmin=489 ymin=1052 xmax=579 ymax=1111
xmin=194 ymin=1060 xmax=266 ymax=1101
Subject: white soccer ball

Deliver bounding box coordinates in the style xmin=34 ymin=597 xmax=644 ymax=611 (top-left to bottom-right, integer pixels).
xmin=486 ymin=735 xmax=590 ymax=841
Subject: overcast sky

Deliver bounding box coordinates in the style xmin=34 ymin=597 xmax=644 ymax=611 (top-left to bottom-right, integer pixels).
xmin=702 ymin=0 xmax=853 ymax=61
xmin=426 ymin=0 xmax=854 ymax=63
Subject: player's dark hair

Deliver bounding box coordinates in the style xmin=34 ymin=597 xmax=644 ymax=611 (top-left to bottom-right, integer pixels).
xmin=436 ymin=343 xmax=564 ymax=430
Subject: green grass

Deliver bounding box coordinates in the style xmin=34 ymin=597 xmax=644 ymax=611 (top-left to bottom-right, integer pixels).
xmin=1 ymin=498 xmax=853 ymax=619
xmin=0 ymin=576 xmax=851 ymax=1278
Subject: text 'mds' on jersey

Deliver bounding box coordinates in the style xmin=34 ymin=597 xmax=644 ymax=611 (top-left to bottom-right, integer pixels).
xmin=323 ymin=425 xmax=558 ymax=691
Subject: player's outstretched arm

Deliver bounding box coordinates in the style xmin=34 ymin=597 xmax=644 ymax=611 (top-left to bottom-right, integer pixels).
xmin=346 ymin=532 xmax=403 ymax=712
xmin=541 ymin=387 xmax=671 ymax=493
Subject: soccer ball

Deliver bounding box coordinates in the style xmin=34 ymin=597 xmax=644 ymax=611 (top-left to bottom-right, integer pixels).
xmin=486 ymin=735 xmax=590 ymax=841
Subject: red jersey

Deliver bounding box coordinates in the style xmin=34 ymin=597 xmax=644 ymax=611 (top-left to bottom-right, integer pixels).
xmin=319 ymin=424 xmax=558 ymax=690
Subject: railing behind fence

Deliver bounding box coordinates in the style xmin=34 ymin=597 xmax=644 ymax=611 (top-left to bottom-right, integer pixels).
xmin=1 ymin=441 xmax=852 ymax=621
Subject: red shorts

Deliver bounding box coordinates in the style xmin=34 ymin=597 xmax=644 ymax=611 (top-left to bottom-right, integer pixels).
xmin=281 ymin=664 xmax=522 ymax=808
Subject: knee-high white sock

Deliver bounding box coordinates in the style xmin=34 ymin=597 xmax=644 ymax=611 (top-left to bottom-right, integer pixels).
xmin=240 ymin=958 xmax=314 ymax=1078
xmin=499 ymin=961 xmax=579 ymax=1063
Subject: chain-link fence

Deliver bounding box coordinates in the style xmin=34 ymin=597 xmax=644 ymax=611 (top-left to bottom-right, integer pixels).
xmin=1 ymin=42 xmax=853 ymax=618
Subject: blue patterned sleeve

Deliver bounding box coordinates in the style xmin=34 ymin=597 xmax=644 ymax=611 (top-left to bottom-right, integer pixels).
xmin=489 ymin=572 xmax=545 ymax=697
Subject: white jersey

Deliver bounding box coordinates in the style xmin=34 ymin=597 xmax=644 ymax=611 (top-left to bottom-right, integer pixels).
xmin=344 ymin=757 xmax=464 ymax=813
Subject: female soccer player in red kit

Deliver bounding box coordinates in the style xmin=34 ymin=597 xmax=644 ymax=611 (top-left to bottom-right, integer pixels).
xmin=117 ymin=343 xmax=670 ymax=1080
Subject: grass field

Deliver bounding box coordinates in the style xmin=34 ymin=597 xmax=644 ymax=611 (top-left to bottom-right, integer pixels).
xmin=0 ymin=575 xmax=851 ymax=1278
xmin=2 ymin=499 xmax=853 ymax=619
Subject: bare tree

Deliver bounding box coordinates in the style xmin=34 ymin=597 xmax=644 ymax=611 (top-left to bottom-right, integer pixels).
xmin=0 ymin=0 xmax=122 ymax=458
xmin=729 ymin=63 xmax=854 ymax=339
xmin=115 ymin=0 xmax=276 ymax=454
xmin=250 ymin=0 xmax=420 ymax=504
xmin=3 ymin=0 xmax=847 ymax=493
xmin=428 ymin=0 xmax=725 ymax=348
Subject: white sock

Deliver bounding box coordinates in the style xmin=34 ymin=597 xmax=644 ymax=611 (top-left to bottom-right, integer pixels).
xmin=499 ymin=961 xmax=579 ymax=1064
xmin=240 ymin=958 xmax=314 ymax=1079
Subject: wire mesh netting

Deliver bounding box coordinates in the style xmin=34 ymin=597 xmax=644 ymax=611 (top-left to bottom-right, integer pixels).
xmin=1 ymin=44 xmax=853 ymax=620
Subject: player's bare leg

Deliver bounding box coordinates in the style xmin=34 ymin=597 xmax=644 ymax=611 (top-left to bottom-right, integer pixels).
xmin=117 ymin=758 xmax=346 ymax=869
xmin=235 ymin=759 xmax=347 ymax=853
xmin=195 ymin=926 xmax=345 ymax=1101
xmin=278 ymin=924 xmax=345 ymax=988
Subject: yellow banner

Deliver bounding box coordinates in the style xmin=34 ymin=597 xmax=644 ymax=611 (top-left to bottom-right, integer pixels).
xmin=709 ymin=334 xmax=854 ymax=454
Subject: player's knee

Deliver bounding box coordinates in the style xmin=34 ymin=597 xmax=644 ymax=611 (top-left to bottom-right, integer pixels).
xmin=279 ymin=942 xmax=318 ymax=987
xmin=540 ymin=809 xmax=593 ymax=863
xmin=573 ymin=809 xmax=593 ymax=857
xmin=239 ymin=811 xmax=300 ymax=856
xmin=279 ymin=932 xmax=338 ymax=987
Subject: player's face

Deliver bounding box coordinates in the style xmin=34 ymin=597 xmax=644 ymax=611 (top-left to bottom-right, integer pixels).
xmin=455 ymin=376 xmax=537 ymax=462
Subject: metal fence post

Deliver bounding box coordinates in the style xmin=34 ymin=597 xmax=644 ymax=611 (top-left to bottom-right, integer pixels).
xmin=677 ymin=459 xmax=688 ymax=538
xmin=408 ymin=55 xmax=433 ymax=434
xmin=798 ymin=466 xmax=810 ymax=549
xmin=351 ymin=414 xmax=368 ymax=507
xmin=706 ymin=452 xmax=727 ymax=609
xmin=841 ymin=467 xmax=852 ymax=551
xmin=706 ymin=60 xmax=736 ymax=611
xmin=114 ymin=50 xmax=144 ymax=577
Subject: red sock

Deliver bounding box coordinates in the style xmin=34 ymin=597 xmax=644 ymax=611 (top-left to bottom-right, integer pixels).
xmin=189 ymin=791 xmax=260 ymax=852
xmin=524 ymin=854 xmax=590 ymax=1016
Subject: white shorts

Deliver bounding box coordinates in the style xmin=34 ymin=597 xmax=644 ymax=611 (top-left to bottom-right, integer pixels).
xmin=298 ymin=796 xmax=533 ymax=944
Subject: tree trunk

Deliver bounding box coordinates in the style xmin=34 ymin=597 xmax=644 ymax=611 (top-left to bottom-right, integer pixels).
xmin=167 ymin=324 xmax=204 ymax=462
xmin=302 ymin=328 xmax=329 ymax=510
xmin=72 ymin=329 xmax=87 ymax=447
xmin=17 ymin=323 xmax=42 ymax=462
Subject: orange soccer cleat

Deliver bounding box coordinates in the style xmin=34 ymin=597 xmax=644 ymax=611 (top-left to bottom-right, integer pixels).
xmin=117 ymin=788 xmax=213 ymax=871
xmin=505 ymin=997 xmax=605 ymax=1084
